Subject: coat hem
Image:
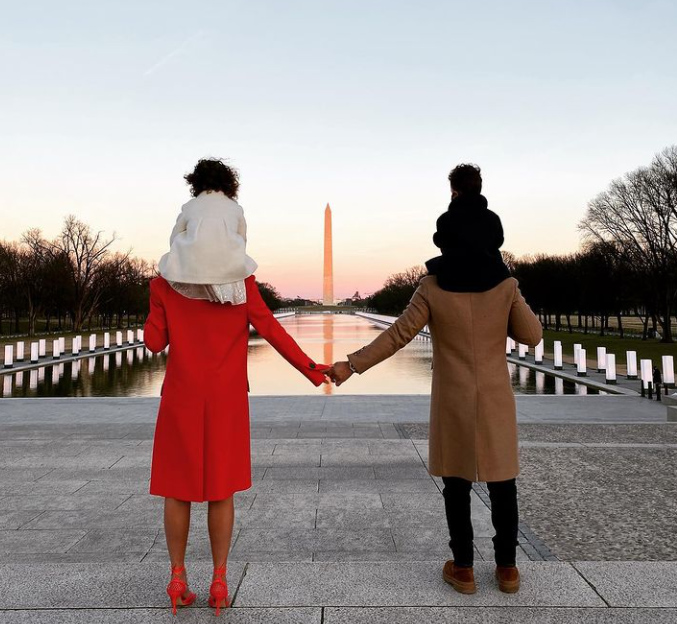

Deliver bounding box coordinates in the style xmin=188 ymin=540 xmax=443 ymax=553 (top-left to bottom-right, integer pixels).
xmin=149 ymin=481 xmax=251 ymax=503
xmin=429 ymin=466 xmax=519 ymax=482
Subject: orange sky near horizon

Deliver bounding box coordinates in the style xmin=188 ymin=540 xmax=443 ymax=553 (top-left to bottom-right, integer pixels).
xmin=2 ymin=187 xmax=587 ymax=301
xmin=3 ymin=2 xmax=676 ymax=299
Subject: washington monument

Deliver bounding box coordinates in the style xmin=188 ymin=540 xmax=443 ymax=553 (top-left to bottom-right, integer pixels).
xmin=323 ymin=204 xmax=334 ymax=305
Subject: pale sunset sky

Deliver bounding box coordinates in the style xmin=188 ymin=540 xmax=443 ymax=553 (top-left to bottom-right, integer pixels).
xmin=1 ymin=1 xmax=676 ymax=298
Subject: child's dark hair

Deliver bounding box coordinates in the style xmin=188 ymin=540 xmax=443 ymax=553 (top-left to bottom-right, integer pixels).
xmin=448 ymin=163 xmax=482 ymax=195
xmin=184 ymin=158 xmax=240 ymax=198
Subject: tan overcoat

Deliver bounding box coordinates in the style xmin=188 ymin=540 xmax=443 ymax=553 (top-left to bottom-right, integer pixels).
xmin=348 ymin=276 xmax=542 ymax=482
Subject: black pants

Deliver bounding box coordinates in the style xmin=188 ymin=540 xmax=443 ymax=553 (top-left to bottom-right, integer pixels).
xmin=442 ymin=477 xmax=518 ymax=568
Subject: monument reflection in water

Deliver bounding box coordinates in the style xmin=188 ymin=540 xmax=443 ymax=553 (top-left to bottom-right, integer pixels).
xmin=1 ymin=315 xmax=599 ymax=397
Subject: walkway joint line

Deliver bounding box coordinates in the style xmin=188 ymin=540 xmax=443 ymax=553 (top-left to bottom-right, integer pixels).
xmin=229 ymin=561 xmax=249 ymax=608
xmin=571 ymin=562 xmax=612 ymax=608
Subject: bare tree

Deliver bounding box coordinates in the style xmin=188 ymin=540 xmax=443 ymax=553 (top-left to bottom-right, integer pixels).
xmin=501 ymin=250 xmax=517 ymax=273
xmin=0 ymin=242 xmax=21 ymax=333
xmin=19 ymin=229 xmax=69 ymax=336
xmin=39 ymin=216 xmax=129 ymax=332
xmin=368 ymin=265 xmax=427 ymax=315
xmin=385 ymin=266 xmax=428 ymax=290
xmin=97 ymin=255 xmax=154 ymax=328
xmin=579 ymin=146 xmax=677 ymax=342
xmin=3 ymin=218 xmax=156 ymax=337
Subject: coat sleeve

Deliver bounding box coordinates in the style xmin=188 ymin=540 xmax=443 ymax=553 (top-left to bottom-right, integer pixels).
xmin=508 ymin=281 xmax=543 ymax=347
xmin=237 ymin=212 xmax=247 ymax=242
xmin=168 ymin=211 xmax=188 ymax=245
xmin=246 ymin=277 xmax=327 ymax=386
xmin=348 ymin=281 xmax=431 ymax=374
xmin=144 ymin=280 xmax=169 ymax=352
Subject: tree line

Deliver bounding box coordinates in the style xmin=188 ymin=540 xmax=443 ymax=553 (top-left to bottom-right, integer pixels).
xmin=509 ymin=244 xmax=668 ymax=340
xmin=3 ymin=146 xmax=675 ymax=340
xmin=0 ymin=216 xmax=153 ymax=336
xmin=367 ymin=146 xmax=677 ymax=343
xmin=0 ymin=215 xmax=305 ymax=337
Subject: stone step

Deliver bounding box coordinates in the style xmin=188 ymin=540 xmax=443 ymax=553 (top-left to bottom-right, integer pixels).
xmin=3 ymin=560 xmax=673 ymax=610
xmin=1 ymin=560 xmax=674 ymax=611
xmin=2 ymin=607 xmax=676 ymax=624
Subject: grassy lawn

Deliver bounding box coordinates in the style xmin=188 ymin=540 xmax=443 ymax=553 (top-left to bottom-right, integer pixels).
xmin=543 ymin=315 xmax=672 ymax=337
xmin=541 ymin=329 xmax=677 ymax=373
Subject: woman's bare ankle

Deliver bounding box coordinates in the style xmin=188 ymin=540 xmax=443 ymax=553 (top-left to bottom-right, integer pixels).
xmin=212 ymin=559 xmax=227 ymax=577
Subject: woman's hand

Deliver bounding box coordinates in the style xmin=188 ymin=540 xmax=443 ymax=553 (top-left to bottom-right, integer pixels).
xmin=326 ymin=361 xmax=354 ymax=386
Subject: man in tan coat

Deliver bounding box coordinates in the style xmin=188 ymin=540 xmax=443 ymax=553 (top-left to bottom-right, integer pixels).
xmin=329 ymin=164 xmax=542 ymax=595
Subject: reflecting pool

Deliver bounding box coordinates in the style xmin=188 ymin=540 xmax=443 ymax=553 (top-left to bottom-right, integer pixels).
xmin=1 ymin=314 xmax=601 ymax=397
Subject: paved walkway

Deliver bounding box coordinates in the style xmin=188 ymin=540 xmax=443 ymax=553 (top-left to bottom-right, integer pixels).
xmin=0 ymin=393 xmax=668 ymax=425
xmin=0 ymin=396 xmax=675 ymax=621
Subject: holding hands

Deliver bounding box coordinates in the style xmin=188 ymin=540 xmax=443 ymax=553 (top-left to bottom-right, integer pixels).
xmin=324 ymin=361 xmax=354 ymax=386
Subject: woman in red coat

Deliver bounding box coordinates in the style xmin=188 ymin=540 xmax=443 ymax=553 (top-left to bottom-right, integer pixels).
xmin=144 ymin=159 xmax=327 ymax=614
xmin=145 ymin=276 xmax=326 ymax=612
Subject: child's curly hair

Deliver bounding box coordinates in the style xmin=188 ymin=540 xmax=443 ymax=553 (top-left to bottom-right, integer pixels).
xmin=185 ymin=158 xmax=240 ymax=198
xmin=448 ymin=163 xmax=482 ymax=195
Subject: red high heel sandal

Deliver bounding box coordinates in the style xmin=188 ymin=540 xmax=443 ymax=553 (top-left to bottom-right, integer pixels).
xmin=166 ymin=564 xmax=197 ymax=615
xmin=208 ymin=564 xmax=229 ymax=615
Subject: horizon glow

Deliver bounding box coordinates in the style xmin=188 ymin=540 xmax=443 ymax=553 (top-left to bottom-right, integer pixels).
xmin=1 ymin=1 xmax=676 ymax=299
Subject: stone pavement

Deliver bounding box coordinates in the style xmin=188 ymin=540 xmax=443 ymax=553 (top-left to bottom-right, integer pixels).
xmin=0 ymin=396 xmax=675 ymax=622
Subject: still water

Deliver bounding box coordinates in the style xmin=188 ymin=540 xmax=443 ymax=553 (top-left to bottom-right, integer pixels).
xmin=1 ymin=314 xmax=599 ymax=397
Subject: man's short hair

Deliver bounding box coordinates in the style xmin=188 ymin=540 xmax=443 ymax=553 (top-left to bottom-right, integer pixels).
xmin=448 ymin=163 xmax=482 ymax=194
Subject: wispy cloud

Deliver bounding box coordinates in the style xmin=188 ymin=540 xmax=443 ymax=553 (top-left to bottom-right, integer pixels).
xmin=143 ymin=30 xmax=205 ymax=77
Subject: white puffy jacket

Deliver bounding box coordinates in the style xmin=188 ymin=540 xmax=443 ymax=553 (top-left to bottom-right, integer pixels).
xmin=158 ymin=191 xmax=258 ymax=284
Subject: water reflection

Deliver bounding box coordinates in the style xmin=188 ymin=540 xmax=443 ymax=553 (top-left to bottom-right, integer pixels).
xmin=246 ymin=314 xmax=434 ymax=395
xmin=1 ymin=315 xmax=601 ymax=397
xmin=323 ymin=315 xmax=334 ymax=396
xmin=506 ymin=363 xmax=601 ymax=395
xmin=3 ymin=347 xmax=167 ymax=397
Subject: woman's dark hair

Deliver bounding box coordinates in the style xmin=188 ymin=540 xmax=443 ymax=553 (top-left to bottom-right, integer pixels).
xmin=184 ymin=158 xmax=240 ymax=198
xmin=448 ymin=163 xmax=482 ymax=195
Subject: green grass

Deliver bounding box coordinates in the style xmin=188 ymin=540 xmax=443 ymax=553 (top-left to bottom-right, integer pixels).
xmin=541 ymin=329 xmax=677 ymax=373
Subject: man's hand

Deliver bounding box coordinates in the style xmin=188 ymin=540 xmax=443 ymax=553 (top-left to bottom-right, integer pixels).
xmin=326 ymin=361 xmax=354 ymax=386
xmin=314 ymin=363 xmax=332 ymax=385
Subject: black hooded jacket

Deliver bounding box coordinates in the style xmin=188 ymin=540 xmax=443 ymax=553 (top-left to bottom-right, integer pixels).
xmin=425 ymin=193 xmax=511 ymax=292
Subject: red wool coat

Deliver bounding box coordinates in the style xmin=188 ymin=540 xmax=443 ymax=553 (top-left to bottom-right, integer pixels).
xmin=144 ymin=275 xmax=326 ymax=502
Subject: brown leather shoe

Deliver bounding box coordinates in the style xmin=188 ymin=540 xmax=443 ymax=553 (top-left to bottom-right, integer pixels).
xmin=496 ymin=565 xmax=520 ymax=593
xmin=442 ymin=560 xmax=476 ymax=594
